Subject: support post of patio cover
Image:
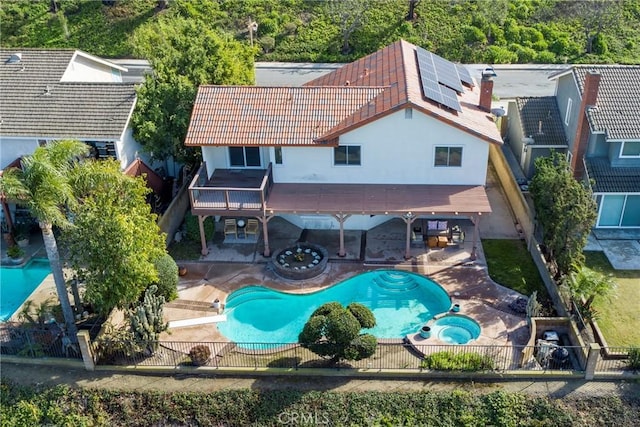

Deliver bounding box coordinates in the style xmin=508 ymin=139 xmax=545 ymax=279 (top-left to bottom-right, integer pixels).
xmin=402 ymin=212 xmax=417 ymax=260
xmin=333 ymin=213 xmax=352 ymax=257
xmin=198 ymin=215 xmax=208 ymax=256
xmin=470 ymin=214 xmax=480 ymax=261
xmin=259 ymin=215 xmax=273 ymax=257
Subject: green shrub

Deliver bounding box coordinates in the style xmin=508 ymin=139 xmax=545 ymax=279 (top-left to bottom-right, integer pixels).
xmin=420 ymin=351 xmax=495 ymax=371
xmin=152 ymin=253 xmax=179 ymax=301
xmin=592 ymin=33 xmax=608 ymax=55
xmin=259 ymin=36 xmax=275 ymax=53
xmin=184 ymin=211 xmax=215 ymax=242
xmin=299 ymin=301 xmax=377 ymax=363
xmin=628 ymin=347 xmax=640 ymax=370
xmin=347 ymin=302 xmax=375 ymax=328
xmin=484 ymin=45 xmax=517 ymax=63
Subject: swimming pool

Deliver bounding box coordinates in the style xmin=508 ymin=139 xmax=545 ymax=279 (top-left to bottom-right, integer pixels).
xmin=0 ymin=259 xmax=51 ymax=322
xmin=217 ymin=270 xmax=452 ymax=347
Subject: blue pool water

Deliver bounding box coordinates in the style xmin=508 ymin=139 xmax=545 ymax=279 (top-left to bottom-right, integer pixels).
xmin=218 ymin=270 xmax=452 ymax=347
xmin=0 ymin=259 xmax=52 ymax=321
xmin=430 ymin=314 xmax=481 ymax=344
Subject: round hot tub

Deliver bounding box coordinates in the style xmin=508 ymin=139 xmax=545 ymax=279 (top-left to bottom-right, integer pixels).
xmin=430 ymin=314 xmax=481 ymax=345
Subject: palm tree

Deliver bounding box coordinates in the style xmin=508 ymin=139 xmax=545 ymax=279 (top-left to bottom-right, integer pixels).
xmin=0 ymin=140 xmax=88 ymax=341
xmin=567 ymin=263 xmax=617 ymax=310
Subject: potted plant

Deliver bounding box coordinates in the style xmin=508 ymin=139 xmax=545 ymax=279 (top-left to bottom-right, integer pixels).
xmin=7 ymin=245 xmax=25 ymax=264
xmin=14 ymin=222 xmax=30 ymax=248
xmin=189 ymin=344 xmax=211 ymax=366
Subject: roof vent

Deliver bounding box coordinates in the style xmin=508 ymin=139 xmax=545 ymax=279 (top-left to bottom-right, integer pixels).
xmin=7 ymin=53 xmax=22 ymax=64
xmin=44 ymin=85 xmax=52 ymax=95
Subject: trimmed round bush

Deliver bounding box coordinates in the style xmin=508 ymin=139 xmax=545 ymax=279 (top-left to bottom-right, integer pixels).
xmin=152 ymin=254 xmax=179 ymax=301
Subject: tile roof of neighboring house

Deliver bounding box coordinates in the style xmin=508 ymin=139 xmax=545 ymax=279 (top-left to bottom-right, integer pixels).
xmin=185 ymin=40 xmax=502 ymax=147
xmin=185 ymin=86 xmax=385 ymax=146
xmin=585 ymin=157 xmax=640 ymax=193
xmin=568 ymin=66 xmax=640 ymax=141
xmin=515 ymin=97 xmax=567 ymax=146
xmin=0 ymin=49 xmax=136 ymax=140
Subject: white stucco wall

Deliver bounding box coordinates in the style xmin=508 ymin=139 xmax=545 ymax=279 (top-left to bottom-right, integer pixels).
xmin=116 ymin=127 xmax=145 ymax=169
xmin=60 ymin=54 xmax=122 ymax=83
xmin=200 ymin=110 xmax=491 ymax=185
xmin=0 ymin=137 xmax=39 ymax=169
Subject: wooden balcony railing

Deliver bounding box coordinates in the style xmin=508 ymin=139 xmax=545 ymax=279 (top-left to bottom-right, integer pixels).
xmin=189 ymin=162 xmax=273 ymax=214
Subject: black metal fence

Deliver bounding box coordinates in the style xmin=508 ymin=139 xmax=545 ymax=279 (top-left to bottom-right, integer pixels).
xmin=91 ymin=339 xmax=591 ymax=373
xmin=0 ymin=322 xmax=82 ymax=359
xmin=596 ymin=347 xmax=640 ymax=374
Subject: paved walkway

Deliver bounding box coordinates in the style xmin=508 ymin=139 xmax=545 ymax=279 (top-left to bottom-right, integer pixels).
xmin=2 ymin=362 xmax=639 ymax=400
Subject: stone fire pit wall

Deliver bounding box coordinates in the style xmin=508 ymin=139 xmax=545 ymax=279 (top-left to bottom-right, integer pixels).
xmin=272 ymin=243 xmax=329 ymax=280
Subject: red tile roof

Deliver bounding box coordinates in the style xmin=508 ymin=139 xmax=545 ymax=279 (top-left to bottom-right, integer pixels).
xmin=185 ymin=86 xmax=385 ymax=146
xmin=185 ymin=40 xmax=502 ymax=147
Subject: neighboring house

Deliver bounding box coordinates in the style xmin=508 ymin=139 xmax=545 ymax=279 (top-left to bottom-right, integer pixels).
xmin=505 ymin=97 xmax=567 ymax=179
xmin=508 ymin=65 xmax=640 ymax=229
xmin=0 ymin=49 xmax=143 ymax=229
xmin=185 ymin=40 xmax=502 ymax=257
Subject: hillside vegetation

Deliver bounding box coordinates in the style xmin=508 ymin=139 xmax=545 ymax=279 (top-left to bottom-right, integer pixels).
xmin=2 ymin=0 xmax=640 ymax=64
xmin=2 ymin=380 xmax=639 ymax=426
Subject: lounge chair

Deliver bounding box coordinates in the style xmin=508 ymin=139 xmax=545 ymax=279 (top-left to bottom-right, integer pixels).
xmin=245 ymin=219 xmax=259 ymax=238
xmin=224 ymin=219 xmax=237 ymax=239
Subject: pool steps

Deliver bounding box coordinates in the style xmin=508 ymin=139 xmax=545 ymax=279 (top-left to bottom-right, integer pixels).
xmin=372 ymin=271 xmax=419 ymax=292
xmin=225 ymin=286 xmax=283 ymax=307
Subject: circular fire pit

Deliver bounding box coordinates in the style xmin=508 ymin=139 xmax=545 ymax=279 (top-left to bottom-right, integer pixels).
xmin=272 ymin=243 xmax=328 ymax=280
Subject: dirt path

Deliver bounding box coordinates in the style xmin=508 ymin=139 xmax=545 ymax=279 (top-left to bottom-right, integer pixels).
xmin=2 ymin=362 xmax=639 ymax=400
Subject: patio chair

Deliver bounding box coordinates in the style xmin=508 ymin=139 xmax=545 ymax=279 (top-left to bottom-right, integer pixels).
xmin=245 ymin=219 xmax=259 ymax=238
xmin=224 ymin=219 xmax=237 ymax=239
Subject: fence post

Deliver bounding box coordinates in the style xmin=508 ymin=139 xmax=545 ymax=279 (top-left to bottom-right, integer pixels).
xmin=77 ymin=330 xmax=95 ymax=371
xmin=584 ymin=342 xmax=600 ymax=380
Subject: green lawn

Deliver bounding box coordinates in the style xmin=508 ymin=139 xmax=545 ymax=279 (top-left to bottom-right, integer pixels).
xmin=585 ymin=251 xmax=640 ymax=347
xmin=482 ymin=239 xmax=551 ymax=306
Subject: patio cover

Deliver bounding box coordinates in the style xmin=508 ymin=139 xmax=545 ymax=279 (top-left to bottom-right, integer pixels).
xmin=265 ymin=183 xmax=492 ymax=215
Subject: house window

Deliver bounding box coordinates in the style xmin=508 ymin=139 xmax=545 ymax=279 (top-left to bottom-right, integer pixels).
xmin=598 ymin=194 xmax=640 ymax=227
xmin=565 ymin=98 xmax=573 ymax=126
xmin=620 ymin=141 xmax=640 ymax=158
xmin=274 ymin=147 xmax=283 ymax=165
xmin=566 ymin=150 xmax=573 ymax=166
xmin=434 ymin=146 xmax=463 ymax=167
xmin=37 ymin=139 xmax=47 ymax=147
xmin=334 ymin=145 xmax=361 ymax=165
xmin=229 ymin=146 xmax=261 ymax=167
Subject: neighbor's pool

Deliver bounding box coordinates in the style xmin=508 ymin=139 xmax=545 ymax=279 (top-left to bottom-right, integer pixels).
xmin=218 ymin=270 xmax=452 ymax=347
xmin=0 ymin=259 xmax=51 ymax=322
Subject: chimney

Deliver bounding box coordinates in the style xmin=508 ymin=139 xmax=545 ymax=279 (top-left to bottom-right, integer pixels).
xmin=571 ymin=71 xmax=601 ymax=179
xmin=479 ymin=68 xmax=496 ymax=112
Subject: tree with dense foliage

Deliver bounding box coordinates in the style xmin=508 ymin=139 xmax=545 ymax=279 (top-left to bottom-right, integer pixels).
xmin=131 ymin=14 xmax=254 ymax=166
xmin=552 ymin=0 xmax=623 ymax=55
xmin=299 ymin=301 xmax=377 ymax=364
xmin=0 ymin=140 xmax=89 ymax=340
xmin=529 ymin=152 xmax=597 ymax=277
xmin=65 ymin=159 xmax=166 ymax=316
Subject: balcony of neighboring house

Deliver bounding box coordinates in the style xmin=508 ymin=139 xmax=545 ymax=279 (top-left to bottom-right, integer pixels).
xmin=188 ymin=162 xmax=273 ymax=217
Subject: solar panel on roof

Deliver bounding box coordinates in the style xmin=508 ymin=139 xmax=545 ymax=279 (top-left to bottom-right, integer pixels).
xmin=440 ymin=85 xmax=462 ymax=112
xmin=432 ymin=53 xmax=464 ymax=93
xmin=415 ymin=47 xmax=462 ymax=112
xmin=456 ymin=64 xmax=474 ymax=87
